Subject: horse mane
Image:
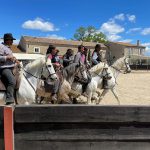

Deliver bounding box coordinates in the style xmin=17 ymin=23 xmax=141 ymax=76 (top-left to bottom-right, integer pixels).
xmin=111 ymin=56 xmax=125 ymax=68
xmin=63 ymin=63 xmax=78 ymax=79
xmin=25 ymin=56 xmax=45 ymax=71
xmin=89 ymin=62 xmax=105 ymax=73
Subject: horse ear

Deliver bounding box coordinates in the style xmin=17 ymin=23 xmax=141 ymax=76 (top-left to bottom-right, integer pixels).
xmin=79 ymin=61 xmax=81 ymax=66
xmin=76 ymin=62 xmax=80 ymax=68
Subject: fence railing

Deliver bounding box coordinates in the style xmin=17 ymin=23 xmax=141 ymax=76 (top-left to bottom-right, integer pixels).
xmin=2 ymin=105 xmax=150 ymax=150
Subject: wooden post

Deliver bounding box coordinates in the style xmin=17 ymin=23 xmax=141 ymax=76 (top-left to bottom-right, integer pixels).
xmin=4 ymin=106 xmax=14 ymax=150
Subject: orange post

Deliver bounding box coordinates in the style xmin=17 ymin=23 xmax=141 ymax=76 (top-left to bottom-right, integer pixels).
xmin=4 ymin=106 xmax=14 ymax=150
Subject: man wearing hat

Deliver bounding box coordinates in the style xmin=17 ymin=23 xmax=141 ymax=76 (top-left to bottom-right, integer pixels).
xmin=0 ymin=33 xmax=18 ymax=105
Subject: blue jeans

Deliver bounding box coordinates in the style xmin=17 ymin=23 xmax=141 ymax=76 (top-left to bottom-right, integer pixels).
xmin=0 ymin=68 xmax=16 ymax=103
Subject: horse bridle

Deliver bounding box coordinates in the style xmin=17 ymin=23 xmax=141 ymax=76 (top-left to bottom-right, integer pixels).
xmin=22 ymin=59 xmax=57 ymax=92
xmin=23 ymin=58 xmax=57 ymax=80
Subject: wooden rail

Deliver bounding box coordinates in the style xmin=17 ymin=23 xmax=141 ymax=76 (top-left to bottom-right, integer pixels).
xmin=0 ymin=106 xmax=4 ymax=150
xmin=2 ymin=105 xmax=150 ymax=150
xmin=14 ymin=105 xmax=150 ymax=150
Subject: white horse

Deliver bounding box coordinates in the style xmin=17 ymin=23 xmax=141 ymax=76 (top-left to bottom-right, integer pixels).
xmin=37 ymin=62 xmax=88 ymax=104
xmin=0 ymin=56 xmax=57 ymax=105
xmin=72 ymin=57 xmax=131 ymax=104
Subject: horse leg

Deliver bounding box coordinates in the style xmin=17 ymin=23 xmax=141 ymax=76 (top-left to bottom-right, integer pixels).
xmin=14 ymin=89 xmax=18 ymax=105
xmin=87 ymin=92 xmax=92 ymax=104
xmin=97 ymin=89 xmax=109 ymax=104
xmin=111 ymin=88 xmax=120 ymax=105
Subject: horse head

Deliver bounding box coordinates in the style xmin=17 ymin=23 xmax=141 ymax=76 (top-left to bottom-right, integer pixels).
xmin=42 ymin=57 xmax=58 ymax=80
xmin=124 ymin=57 xmax=131 ymax=73
xmin=63 ymin=62 xmax=88 ymax=85
xmin=76 ymin=61 xmax=88 ymax=81
xmin=111 ymin=56 xmax=131 ymax=74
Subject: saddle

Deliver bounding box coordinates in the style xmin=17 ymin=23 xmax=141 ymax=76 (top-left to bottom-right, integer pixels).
xmin=0 ymin=66 xmax=21 ymax=91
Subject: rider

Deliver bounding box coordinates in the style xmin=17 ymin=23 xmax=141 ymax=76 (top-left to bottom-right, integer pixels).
xmin=63 ymin=49 xmax=74 ymax=68
xmin=74 ymin=45 xmax=91 ymax=95
xmin=92 ymin=44 xmax=102 ymax=66
xmin=0 ymin=33 xmax=19 ymax=105
xmin=46 ymin=45 xmax=62 ymax=102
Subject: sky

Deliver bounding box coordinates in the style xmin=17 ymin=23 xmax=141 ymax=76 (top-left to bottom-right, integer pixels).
xmin=1 ymin=0 xmax=150 ymax=55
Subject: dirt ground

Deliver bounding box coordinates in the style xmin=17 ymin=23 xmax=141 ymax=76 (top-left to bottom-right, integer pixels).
xmin=100 ymin=70 xmax=150 ymax=105
xmin=0 ymin=70 xmax=150 ymax=105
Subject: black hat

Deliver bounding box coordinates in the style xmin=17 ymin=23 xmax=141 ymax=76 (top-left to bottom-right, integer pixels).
xmin=3 ymin=33 xmax=16 ymax=40
xmin=95 ymin=44 xmax=101 ymax=49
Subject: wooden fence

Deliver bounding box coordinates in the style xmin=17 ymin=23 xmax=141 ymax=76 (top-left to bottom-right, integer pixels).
xmin=1 ymin=105 xmax=150 ymax=150
xmin=130 ymin=64 xmax=150 ymax=70
xmin=0 ymin=106 xmax=4 ymax=150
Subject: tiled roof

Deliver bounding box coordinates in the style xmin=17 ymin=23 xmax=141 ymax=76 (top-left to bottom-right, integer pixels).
xmin=110 ymin=41 xmax=145 ymax=48
xmin=10 ymin=45 xmax=25 ymax=53
xmin=22 ymin=36 xmax=106 ymax=48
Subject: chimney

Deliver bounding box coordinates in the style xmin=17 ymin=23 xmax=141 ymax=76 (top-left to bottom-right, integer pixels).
xmin=137 ymin=40 xmax=140 ymax=46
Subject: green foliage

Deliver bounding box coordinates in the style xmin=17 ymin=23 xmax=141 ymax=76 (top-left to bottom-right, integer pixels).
xmin=73 ymin=26 xmax=107 ymax=43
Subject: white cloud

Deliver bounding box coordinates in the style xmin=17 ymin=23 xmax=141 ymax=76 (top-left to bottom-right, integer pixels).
xmin=100 ymin=20 xmax=124 ymax=41
xmin=100 ymin=20 xmax=125 ymax=35
xmin=142 ymin=42 xmax=150 ymax=47
xmin=141 ymin=43 xmax=150 ymax=56
xmin=114 ymin=13 xmax=125 ymax=21
xmin=46 ymin=34 xmax=66 ymax=40
xmin=118 ymin=39 xmax=133 ymax=43
xmin=99 ymin=13 xmax=137 ymax=41
xmin=107 ymin=34 xmax=121 ymax=41
xmin=126 ymin=28 xmax=141 ymax=33
xmin=13 ymin=39 xmax=20 ymax=45
xmin=127 ymin=14 xmax=136 ymax=22
xmin=22 ymin=18 xmax=59 ymax=32
xmin=141 ymin=28 xmax=150 ymax=35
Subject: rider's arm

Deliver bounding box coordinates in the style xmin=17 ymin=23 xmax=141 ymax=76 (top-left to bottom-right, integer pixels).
xmin=63 ymin=55 xmax=70 ymax=63
xmin=0 ymin=55 xmax=16 ymax=62
xmin=74 ymin=53 xmax=80 ymax=63
xmin=0 ymin=56 xmax=7 ymax=62
xmin=92 ymin=52 xmax=99 ymax=65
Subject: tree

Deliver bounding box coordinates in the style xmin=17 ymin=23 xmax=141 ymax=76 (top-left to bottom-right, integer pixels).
xmin=73 ymin=26 xmax=107 ymax=43
xmin=73 ymin=26 xmax=86 ymax=41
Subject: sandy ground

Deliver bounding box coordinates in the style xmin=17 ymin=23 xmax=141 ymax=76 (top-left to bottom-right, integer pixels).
xmin=99 ymin=70 xmax=150 ymax=105
xmin=0 ymin=70 xmax=150 ymax=105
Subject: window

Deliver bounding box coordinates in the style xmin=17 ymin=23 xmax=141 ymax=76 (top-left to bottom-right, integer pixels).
xmin=34 ymin=47 xmax=40 ymax=53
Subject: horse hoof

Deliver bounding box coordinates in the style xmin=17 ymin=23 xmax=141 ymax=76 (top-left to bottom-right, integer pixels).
xmin=25 ymin=101 xmax=29 ymax=105
xmin=60 ymin=100 xmax=72 ymax=104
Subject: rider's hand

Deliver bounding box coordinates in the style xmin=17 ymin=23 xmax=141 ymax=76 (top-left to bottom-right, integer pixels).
xmin=15 ymin=59 xmax=20 ymax=64
xmin=6 ymin=56 xmax=20 ymax=64
xmin=6 ymin=55 xmax=15 ymax=61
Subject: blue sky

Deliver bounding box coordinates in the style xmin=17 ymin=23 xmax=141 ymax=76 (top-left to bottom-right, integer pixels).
xmin=1 ymin=0 xmax=150 ymax=55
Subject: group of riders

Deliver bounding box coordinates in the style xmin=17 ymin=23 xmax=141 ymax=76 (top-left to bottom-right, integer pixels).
xmin=0 ymin=33 xmax=103 ymax=105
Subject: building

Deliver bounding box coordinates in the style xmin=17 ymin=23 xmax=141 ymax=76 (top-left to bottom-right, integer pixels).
xmin=19 ymin=36 xmax=107 ymax=56
xmin=107 ymin=41 xmax=146 ymax=60
xmin=10 ymin=45 xmax=24 ymax=53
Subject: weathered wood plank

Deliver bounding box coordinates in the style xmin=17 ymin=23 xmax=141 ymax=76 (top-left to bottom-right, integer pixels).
xmin=14 ymin=125 xmax=150 ymax=141
xmin=14 ymin=105 xmax=150 ymax=123
xmin=15 ymin=141 xmax=150 ymax=150
xmin=0 ymin=106 xmax=4 ymax=150
xmin=14 ymin=105 xmax=150 ymax=150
